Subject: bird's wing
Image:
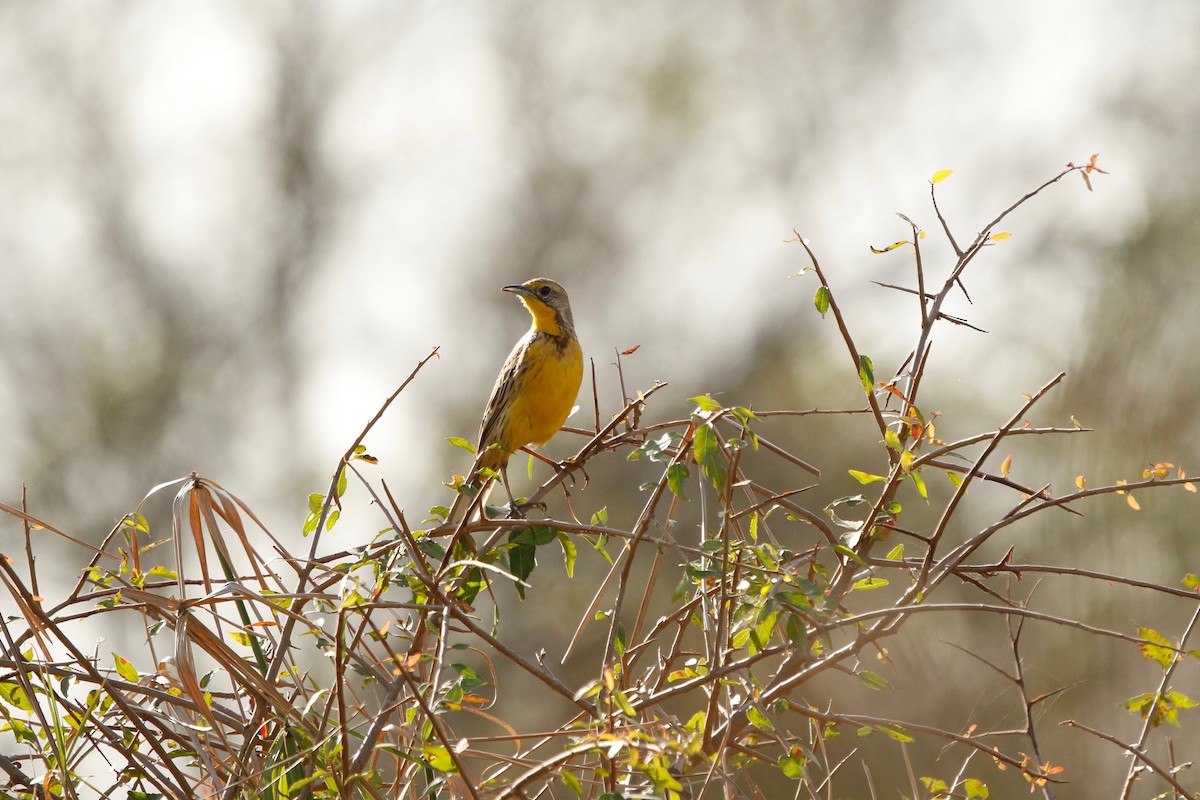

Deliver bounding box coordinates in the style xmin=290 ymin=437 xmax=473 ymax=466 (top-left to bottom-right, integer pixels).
xmin=475 ymin=332 xmax=533 ymax=456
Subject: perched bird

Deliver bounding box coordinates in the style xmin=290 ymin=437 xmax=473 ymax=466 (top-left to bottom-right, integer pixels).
xmin=449 ymin=278 xmax=583 ymax=523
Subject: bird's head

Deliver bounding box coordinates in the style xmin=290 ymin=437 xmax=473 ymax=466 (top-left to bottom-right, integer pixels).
xmin=503 ymin=278 xmax=575 ymax=336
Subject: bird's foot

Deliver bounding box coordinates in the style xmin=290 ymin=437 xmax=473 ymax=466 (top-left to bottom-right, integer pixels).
xmin=553 ymin=458 xmax=589 ymax=489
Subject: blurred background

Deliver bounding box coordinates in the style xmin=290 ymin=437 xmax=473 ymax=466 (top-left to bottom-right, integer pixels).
xmin=2 ymin=0 xmax=1199 ymax=794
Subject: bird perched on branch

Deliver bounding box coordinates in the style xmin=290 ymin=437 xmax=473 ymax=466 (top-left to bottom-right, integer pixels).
xmin=448 ymin=278 xmax=583 ymax=523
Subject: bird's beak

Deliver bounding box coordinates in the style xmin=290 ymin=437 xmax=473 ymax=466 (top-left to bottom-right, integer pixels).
xmin=502 ymin=284 xmax=534 ymax=299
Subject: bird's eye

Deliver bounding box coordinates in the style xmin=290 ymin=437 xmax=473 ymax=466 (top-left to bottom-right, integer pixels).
xmin=538 ymin=285 xmax=552 ymax=298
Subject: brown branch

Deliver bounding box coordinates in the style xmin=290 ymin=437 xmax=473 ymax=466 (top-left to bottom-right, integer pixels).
xmin=1064 ymin=719 xmax=1196 ymax=800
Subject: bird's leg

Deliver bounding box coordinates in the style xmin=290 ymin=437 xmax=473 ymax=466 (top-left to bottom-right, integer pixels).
xmin=496 ymin=465 xmax=554 ymax=519
xmin=497 ymin=466 xmax=526 ymax=518
xmin=556 ymin=457 xmax=588 ymax=489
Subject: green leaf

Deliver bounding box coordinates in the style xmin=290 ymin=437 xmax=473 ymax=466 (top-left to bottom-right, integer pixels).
xmin=447 ymin=436 xmax=475 ymax=454
xmin=123 ymin=513 xmax=150 ymax=533
xmin=858 ymin=355 xmax=875 ymax=394
xmin=507 ymin=527 xmax=555 ymax=598
xmin=909 ymin=470 xmax=928 ymax=500
xmin=749 ymin=609 xmax=779 ymax=655
xmin=336 ymin=467 xmax=348 ymax=498
xmin=879 ymin=724 xmax=914 ymax=743
xmin=752 ymin=542 xmax=779 ymax=570
xmin=533 ymin=525 xmax=556 ymax=545
xmin=307 ymin=493 xmax=323 ymax=513
xmin=557 ymin=531 xmax=577 ymax=578
xmin=1121 ymin=691 xmax=1180 ymax=727
xmin=778 ymin=754 xmax=806 ymax=779
xmin=825 ymin=494 xmax=869 ymax=529
xmin=858 ymin=670 xmax=894 ymax=691
xmin=732 ymin=405 xmax=758 ymax=424
xmin=852 ymin=577 xmax=889 ymax=591
xmin=832 ymin=545 xmax=867 ymax=566
xmin=920 ymin=777 xmax=949 ymax=793
xmin=848 ymin=469 xmax=887 ymax=485
xmin=1184 ymin=573 xmax=1200 ymax=589
xmin=747 ymin=705 xmax=774 ymax=731
xmin=693 ymin=422 xmax=727 ymax=492
xmin=628 ymin=432 xmax=676 ymax=464
xmin=113 ymin=653 xmax=139 ymax=683
xmin=1118 ymin=695 xmax=1156 ymax=714
xmin=883 ymin=429 xmax=902 ymax=451
xmin=588 ymin=532 xmax=613 ymax=564
xmin=785 ymin=617 xmax=808 ymax=648
xmin=560 ymin=769 xmax=583 ymax=795
xmin=455 ymin=566 xmax=485 ymax=606
xmin=1167 ymin=689 xmax=1198 ymax=714
xmin=690 ymin=394 xmax=722 ymax=413
xmin=612 ymin=689 xmax=637 ymax=717
xmin=590 ymin=507 xmax=609 ymax=527
xmin=614 ymin=623 xmax=628 ymax=658
xmin=667 ymin=463 xmax=690 ymax=500
xmin=422 ymin=745 xmax=456 ymax=773
xmin=885 ymin=543 xmax=905 ymax=560
xmin=964 ymin=778 xmax=989 ymax=799
xmin=813 ymin=285 xmax=832 ymax=317
xmin=0 ymin=682 xmax=33 ymax=711
xmin=639 ymin=755 xmax=683 ymax=792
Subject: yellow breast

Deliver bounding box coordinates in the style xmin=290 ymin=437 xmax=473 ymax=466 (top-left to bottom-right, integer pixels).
xmin=495 ymin=331 xmax=583 ymax=453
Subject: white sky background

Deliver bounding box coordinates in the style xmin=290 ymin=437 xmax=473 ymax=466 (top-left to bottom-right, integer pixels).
xmin=0 ymin=0 xmax=1194 ymax=537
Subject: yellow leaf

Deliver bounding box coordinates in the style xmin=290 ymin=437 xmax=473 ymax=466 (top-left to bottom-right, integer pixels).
xmin=1137 ymin=627 xmax=1176 ymax=668
xmin=990 ymin=231 xmax=1013 ymax=241
xmin=1075 ymin=475 xmax=1087 ymax=489
xmin=931 ymin=169 xmax=954 ymax=184
xmin=1000 ymin=454 xmax=1013 ymax=478
xmin=1145 ymin=462 xmax=1173 ymax=480
xmin=1127 ymin=494 xmax=1141 ymax=511
xmin=870 ymin=239 xmax=910 ymax=254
